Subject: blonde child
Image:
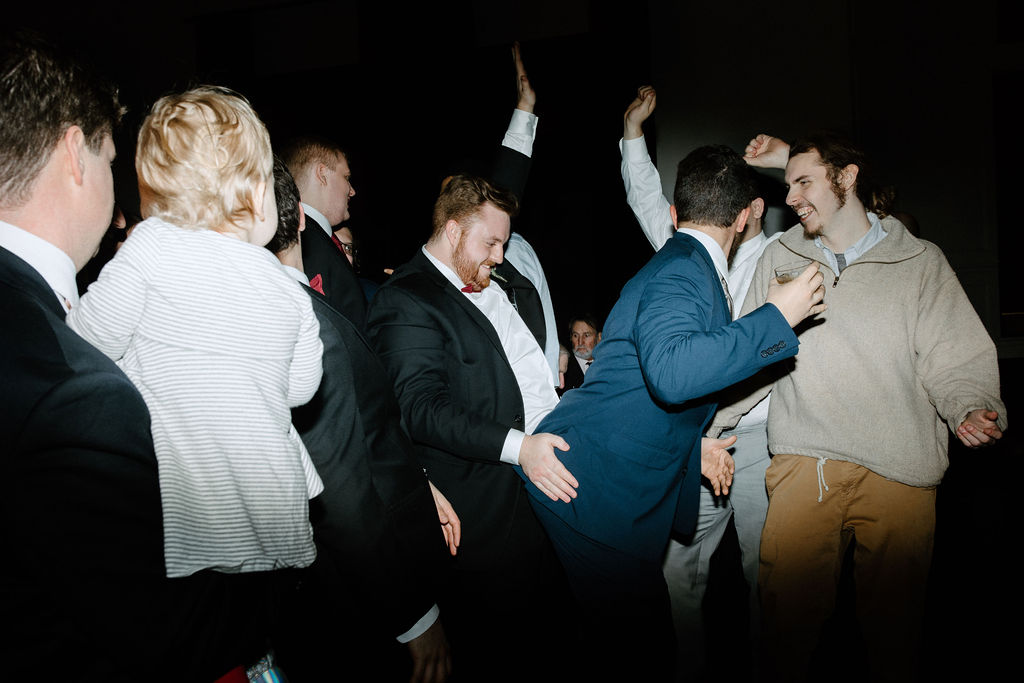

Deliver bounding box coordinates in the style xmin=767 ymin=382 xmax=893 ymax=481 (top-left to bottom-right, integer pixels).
xmin=68 ymin=86 xmax=324 ymax=577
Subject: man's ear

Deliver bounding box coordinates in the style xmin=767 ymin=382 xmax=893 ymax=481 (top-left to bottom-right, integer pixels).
xmin=749 ymin=197 xmax=765 ymax=220
xmin=596 ymin=331 xmax=602 ymax=343
xmin=840 ymin=164 xmax=860 ymax=194
xmin=63 ymin=125 xmax=86 ymax=186
xmin=444 ymin=219 xmax=461 ymax=247
xmin=315 ymin=162 xmax=329 ymax=187
xmin=733 ymin=206 xmax=751 ymax=234
xmin=670 ymin=204 xmax=679 ymax=229
xmin=297 ymin=203 xmax=306 ymax=232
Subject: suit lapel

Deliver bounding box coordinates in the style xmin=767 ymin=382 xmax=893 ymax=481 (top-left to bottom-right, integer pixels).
xmin=409 ymin=251 xmax=512 ymax=368
xmin=302 ymin=283 xmax=378 ymax=356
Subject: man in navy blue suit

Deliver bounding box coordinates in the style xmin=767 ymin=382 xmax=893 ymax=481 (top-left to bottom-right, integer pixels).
xmin=519 ymin=145 xmax=827 ymax=679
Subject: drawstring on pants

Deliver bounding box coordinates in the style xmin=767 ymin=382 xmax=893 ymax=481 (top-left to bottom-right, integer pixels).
xmin=816 ymin=457 xmax=829 ymax=502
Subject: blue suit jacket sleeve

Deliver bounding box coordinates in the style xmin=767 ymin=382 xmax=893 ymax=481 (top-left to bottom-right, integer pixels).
xmin=634 ymin=260 xmax=798 ymax=406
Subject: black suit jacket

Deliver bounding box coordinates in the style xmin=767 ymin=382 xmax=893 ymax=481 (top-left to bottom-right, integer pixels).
xmin=276 ymin=287 xmax=444 ymax=680
xmin=295 ymin=287 xmax=442 ymax=632
xmin=365 ymin=250 xmax=548 ymax=571
xmin=0 ymin=246 xmax=279 ymax=681
xmin=560 ymin=354 xmax=586 ymax=394
xmin=301 ymin=214 xmax=367 ymax=329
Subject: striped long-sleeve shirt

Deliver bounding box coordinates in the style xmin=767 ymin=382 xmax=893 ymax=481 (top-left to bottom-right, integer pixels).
xmin=68 ymin=217 xmax=323 ymax=577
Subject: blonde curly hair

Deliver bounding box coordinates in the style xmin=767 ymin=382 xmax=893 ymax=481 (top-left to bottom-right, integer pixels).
xmin=136 ymin=86 xmax=272 ymax=233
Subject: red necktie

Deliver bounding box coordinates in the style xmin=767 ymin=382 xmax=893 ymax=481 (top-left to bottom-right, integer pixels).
xmin=309 ymin=273 xmax=325 ymax=295
xmin=331 ymin=234 xmax=346 ymax=254
xmin=461 ymin=284 xmax=475 ymax=293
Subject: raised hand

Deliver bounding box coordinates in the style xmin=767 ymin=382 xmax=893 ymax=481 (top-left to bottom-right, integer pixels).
xmin=744 ymin=133 xmax=790 ymax=169
xmin=513 ymin=41 xmax=536 ymax=113
xmin=624 ymin=85 xmax=656 ymax=140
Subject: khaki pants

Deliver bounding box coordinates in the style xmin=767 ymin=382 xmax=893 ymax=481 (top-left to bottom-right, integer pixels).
xmin=759 ymin=454 xmax=935 ymax=682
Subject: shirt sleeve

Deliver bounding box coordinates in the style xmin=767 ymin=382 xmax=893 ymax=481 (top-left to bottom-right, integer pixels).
xmin=914 ymin=248 xmax=1008 ymax=433
xmin=66 ymin=226 xmax=152 ymax=362
xmin=396 ymin=604 xmax=440 ymax=644
xmin=500 ymin=428 xmax=525 ymax=465
xmin=620 ymin=135 xmax=674 ymax=251
xmin=501 ymin=109 xmax=539 ymax=158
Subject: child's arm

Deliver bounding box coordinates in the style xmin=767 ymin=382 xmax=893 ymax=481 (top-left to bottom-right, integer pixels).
xmin=66 ymin=227 xmax=150 ymax=362
xmin=287 ymin=295 xmax=324 ymax=407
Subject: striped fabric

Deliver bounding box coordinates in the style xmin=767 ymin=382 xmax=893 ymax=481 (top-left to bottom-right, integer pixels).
xmin=68 ymin=217 xmax=324 ymax=577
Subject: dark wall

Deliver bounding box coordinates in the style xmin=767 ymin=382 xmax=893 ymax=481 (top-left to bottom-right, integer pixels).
xmin=10 ymin=0 xmax=1022 ymax=355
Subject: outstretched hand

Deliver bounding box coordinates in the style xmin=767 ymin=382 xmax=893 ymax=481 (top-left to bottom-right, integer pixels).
xmin=513 ymin=41 xmax=536 ymax=113
xmin=957 ymin=409 xmax=1003 ymax=447
xmin=428 ymin=480 xmax=461 ymax=556
xmin=765 ymin=262 xmax=827 ymax=327
xmin=519 ymin=432 xmax=578 ymax=502
xmin=744 ymin=133 xmax=790 ymax=169
xmin=624 ymin=85 xmax=656 ymax=140
xmin=701 ymin=435 xmax=736 ymax=496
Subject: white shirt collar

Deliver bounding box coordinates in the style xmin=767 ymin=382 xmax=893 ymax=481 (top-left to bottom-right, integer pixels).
xmin=0 ymin=219 xmax=80 ymax=309
xmin=280 ymin=263 xmax=309 ymax=286
xmin=678 ymin=227 xmax=729 ymax=283
xmin=301 ymin=203 xmax=333 ymax=237
xmin=731 ymin=231 xmax=767 ymax=268
xmin=813 ymin=211 xmax=887 ymax=270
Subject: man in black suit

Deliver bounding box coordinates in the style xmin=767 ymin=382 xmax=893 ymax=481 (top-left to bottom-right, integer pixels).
xmin=561 ymin=314 xmax=602 ymax=393
xmin=366 ymin=175 xmax=578 ymax=681
xmin=0 ymin=31 xmax=276 ymax=681
xmin=267 ymin=159 xmax=455 ymax=683
xmin=280 ymin=136 xmax=368 ymax=328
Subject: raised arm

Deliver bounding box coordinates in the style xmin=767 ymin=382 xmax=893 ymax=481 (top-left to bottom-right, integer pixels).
xmin=494 ymin=42 xmax=538 ymax=200
xmin=743 ymin=133 xmax=790 ymax=169
xmin=620 ymin=86 xmax=673 ymax=250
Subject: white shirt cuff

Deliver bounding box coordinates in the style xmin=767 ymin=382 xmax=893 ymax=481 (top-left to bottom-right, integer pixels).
xmin=396 ymin=604 xmax=440 ymax=644
xmin=619 ymin=135 xmax=652 ymax=162
xmin=502 ymin=109 xmax=539 ymax=158
xmin=500 ymin=428 xmax=526 ymax=465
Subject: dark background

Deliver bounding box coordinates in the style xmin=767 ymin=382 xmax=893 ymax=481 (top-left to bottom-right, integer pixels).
xmin=11 ymin=1 xmax=1021 ymax=679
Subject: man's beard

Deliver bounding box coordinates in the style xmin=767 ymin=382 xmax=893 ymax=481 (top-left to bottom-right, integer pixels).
xmin=452 ymin=240 xmax=492 ymax=291
xmin=574 ymin=346 xmax=594 ymax=361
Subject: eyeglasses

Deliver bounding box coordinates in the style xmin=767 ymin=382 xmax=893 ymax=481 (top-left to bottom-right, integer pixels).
xmin=338 ymin=241 xmax=358 ymax=256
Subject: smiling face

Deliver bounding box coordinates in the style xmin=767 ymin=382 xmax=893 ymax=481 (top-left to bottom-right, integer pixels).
xmin=784 ymin=150 xmax=846 ymax=239
xmin=450 ymin=202 xmax=509 ymax=291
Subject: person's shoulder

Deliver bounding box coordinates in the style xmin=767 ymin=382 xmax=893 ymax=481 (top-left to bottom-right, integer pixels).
xmin=0 ymin=277 xmax=64 ymax=360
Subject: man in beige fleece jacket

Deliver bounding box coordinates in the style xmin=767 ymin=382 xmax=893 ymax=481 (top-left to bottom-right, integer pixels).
xmin=716 ymin=131 xmax=1006 ymax=682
